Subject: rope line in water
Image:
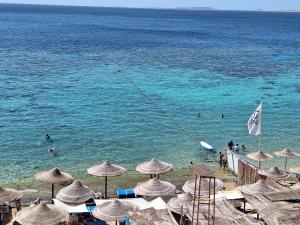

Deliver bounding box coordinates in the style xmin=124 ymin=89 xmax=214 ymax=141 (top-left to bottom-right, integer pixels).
xmin=115 ymin=70 xmax=201 ymax=146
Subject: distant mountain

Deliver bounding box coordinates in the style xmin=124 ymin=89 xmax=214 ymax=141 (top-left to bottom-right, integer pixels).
xmin=175 ymin=7 xmax=215 ymax=11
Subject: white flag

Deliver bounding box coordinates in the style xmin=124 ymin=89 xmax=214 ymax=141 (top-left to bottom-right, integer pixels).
xmin=247 ymin=102 xmax=262 ymax=136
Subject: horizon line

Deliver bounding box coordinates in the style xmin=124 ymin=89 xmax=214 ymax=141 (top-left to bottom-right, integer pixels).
xmin=1 ymin=2 xmax=300 ymax=13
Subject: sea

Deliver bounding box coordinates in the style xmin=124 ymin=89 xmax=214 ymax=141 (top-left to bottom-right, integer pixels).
xmin=0 ymin=4 xmax=300 ymax=185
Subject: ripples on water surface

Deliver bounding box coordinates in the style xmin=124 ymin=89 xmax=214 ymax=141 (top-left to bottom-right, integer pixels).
xmin=0 ymin=4 xmax=300 ymax=183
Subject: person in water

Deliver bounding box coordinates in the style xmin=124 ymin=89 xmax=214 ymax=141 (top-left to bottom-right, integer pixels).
xmin=234 ymin=144 xmax=240 ymax=153
xmin=48 ymin=146 xmax=56 ymax=153
xmin=228 ymin=140 xmax=234 ymax=150
xmin=45 ymin=133 xmax=50 ymax=140
xmin=241 ymin=145 xmax=246 ymax=151
xmin=221 ymin=113 xmax=224 ymax=118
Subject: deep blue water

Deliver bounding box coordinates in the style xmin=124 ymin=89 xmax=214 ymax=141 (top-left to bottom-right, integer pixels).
xmin=0 ymin=4 xmax=300 ymax=184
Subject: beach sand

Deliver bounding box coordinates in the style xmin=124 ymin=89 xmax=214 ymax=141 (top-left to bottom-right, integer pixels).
xmin=8 ymin=166 xmax=236 ymax=204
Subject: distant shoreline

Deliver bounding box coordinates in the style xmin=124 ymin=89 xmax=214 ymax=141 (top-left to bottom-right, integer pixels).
xmin=0 ymin=3 xmax=300 ymax=13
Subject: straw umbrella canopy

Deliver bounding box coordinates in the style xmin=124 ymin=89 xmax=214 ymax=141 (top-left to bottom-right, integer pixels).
xmin=34 ymin=168 xmax=74 ymax=198
xmin=0 ymin=186 xmax=22 ymax=203
xmin=274 ymin=148 xmax=300 ymax=171
xmin=15 ymin=202 xmax=67 ymax=225
xmin=136 ymin=158 xmax=173 ymax=177
xmin=239 ymin=179 xmax=277 ymax=195
xmin=167 ymin=192 xmax=193 ymax=214
xmin=92 ymin=199 xmax=135 ymax=222
xmin=87 ymin=161 xmax=126 ymax=199
xmin=56 ymin=180 xmax=94 ymax=205
xmin=182 ymin=178 xmax=223 ymax=196
xmin=291 ymin=182 xmax=300 ymax=190
xmin=134 ymin=177 xmax=176 ymax=197
xmin=289 ymin=166 xmax=300 ymax=185
xmin=289 ymin=166 xmax=300 ymax=175
xmin=258 ymin=166 xmax=290 ymax=180
xmin=247 ymin=150 xmax=273 ymax=169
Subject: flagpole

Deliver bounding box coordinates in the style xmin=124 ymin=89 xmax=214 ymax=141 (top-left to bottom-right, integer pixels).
xmin=258 ymin=100 xmax=262 ymax=169
xmin=259 ymin=100 xmax=262 ymax=152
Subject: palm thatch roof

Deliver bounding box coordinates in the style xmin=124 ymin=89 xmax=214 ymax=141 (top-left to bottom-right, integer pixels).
xmin=242 ymin=190 xmax=300 ymax=225
xmin=183 ymin=198 xmax=263 ymax=225
xmin=128 ymin=208 xmax=178 ymax=225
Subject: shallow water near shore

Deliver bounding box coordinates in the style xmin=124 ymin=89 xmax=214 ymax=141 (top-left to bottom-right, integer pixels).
xmin=0 ymin=4 xmax=300 ymax=186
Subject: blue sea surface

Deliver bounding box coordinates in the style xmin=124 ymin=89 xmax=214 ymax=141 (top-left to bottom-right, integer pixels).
xmin=0 ymin=4 xmax=300 ymax=184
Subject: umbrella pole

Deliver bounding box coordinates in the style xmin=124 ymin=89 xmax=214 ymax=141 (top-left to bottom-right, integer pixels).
xmin=105 ymin=176 xmax=108 ymax=199
xmin=284 ymin=158 xmax=287 ymax=171
xmin=51 ymin=183 xmax=54 ymax=199
xmin=258 ymin=161 xmax=261 ymax=169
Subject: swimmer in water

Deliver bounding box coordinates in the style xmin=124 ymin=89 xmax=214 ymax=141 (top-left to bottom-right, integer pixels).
xmin=221 ymin=113 xmax=224 ymax=118
xmin=48 ymin=146 xmax=56 ymax=153
xmin=45 ymin=134 xmax=50 ymax=140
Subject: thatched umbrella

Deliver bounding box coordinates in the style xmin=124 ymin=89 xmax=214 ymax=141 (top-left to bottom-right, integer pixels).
xmin=291 ymin=182 xmax=300 ymax=190
xmin=247 ymin=150 xmax=273 ymax=169
xmin=239 ymin=179 xmax=277 ymax=195
xmin=136 ymin=158 xmax=173 ymax=178
xmin=15 ymin=202 xmax=67 ymax=225
xmin=289 ymin=166 xmax=300 ymax=175
xmin=274 ymin=148 xmax=300 ymax=171
xmin=92 ymin=199 xmax=135 ymax=223
xmin=289 ymin=166 xmax=300 ymax=188
xmin=56 ymin=180 xmax=94 ymax=205
xmin=167 ymin=192 xmax=193 ymax=214
xmin=258 ymin=166 xmax=290 ymax=180
xmin=0 ymin=186 xmax=22 ymax=203
xmin=35 ymin=168 xmax=74 ymax=198
xmin=134 ymin=177 xmax=176 ymax=197
xmin=182 ymin=178 xmax=223 ymax=195
xmin=87 ymin=161 xmax=126 ymax=199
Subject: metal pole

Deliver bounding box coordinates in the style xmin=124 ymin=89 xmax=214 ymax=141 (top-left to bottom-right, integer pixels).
xmin=258 ymin=161 xmax=261 ymax=169
xmin=258 ymin=134 xmax=261 ymax=152
xmin=213 ymin=178 xmax=216 ymax=225
xmin=208 ymin=178 xmax=211 ymax=225
xmin=51 ymin=183 xmax=54 ymax=199
xmin=196 ymin=177 xmax=201 ymax=225
xmin=192 ymin=175 xmax=198 ymax=224
xmin=105 ymin=176 xmax=108 ymax=199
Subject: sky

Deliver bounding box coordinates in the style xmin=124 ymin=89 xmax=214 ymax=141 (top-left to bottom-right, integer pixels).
xmin=0 ymin=0 xmax=300 ymax=11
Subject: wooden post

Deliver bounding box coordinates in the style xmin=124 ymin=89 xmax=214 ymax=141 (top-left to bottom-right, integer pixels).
xmin=51 ymin=183 xmax=55 ymax=199
xmin=105 ymin=176 xmax=108 ymax=199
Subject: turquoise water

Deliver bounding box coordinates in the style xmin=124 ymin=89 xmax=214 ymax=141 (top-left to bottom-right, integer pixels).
xmin=0 ymin=4 xmax=300 ymax=184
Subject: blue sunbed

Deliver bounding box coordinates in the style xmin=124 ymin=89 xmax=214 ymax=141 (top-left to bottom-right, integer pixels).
xmin=86 ymin=205 xmax=96 ymax=212
xmin=86 ymin=220 xmax=107 ymax=225
xmin=116 ymin=189 xmax=136 ymax=198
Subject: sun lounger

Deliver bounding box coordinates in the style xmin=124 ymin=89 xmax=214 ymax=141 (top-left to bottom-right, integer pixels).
xmin=86 ymin=220 xmax=107 ymax=225
xmin=116 ymin=189 xmax=136 ymax=198
xmin=125 ymin=217 xmax=130 ymax=225
xmin=86 ymin=205 xmax=96 ymax=212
